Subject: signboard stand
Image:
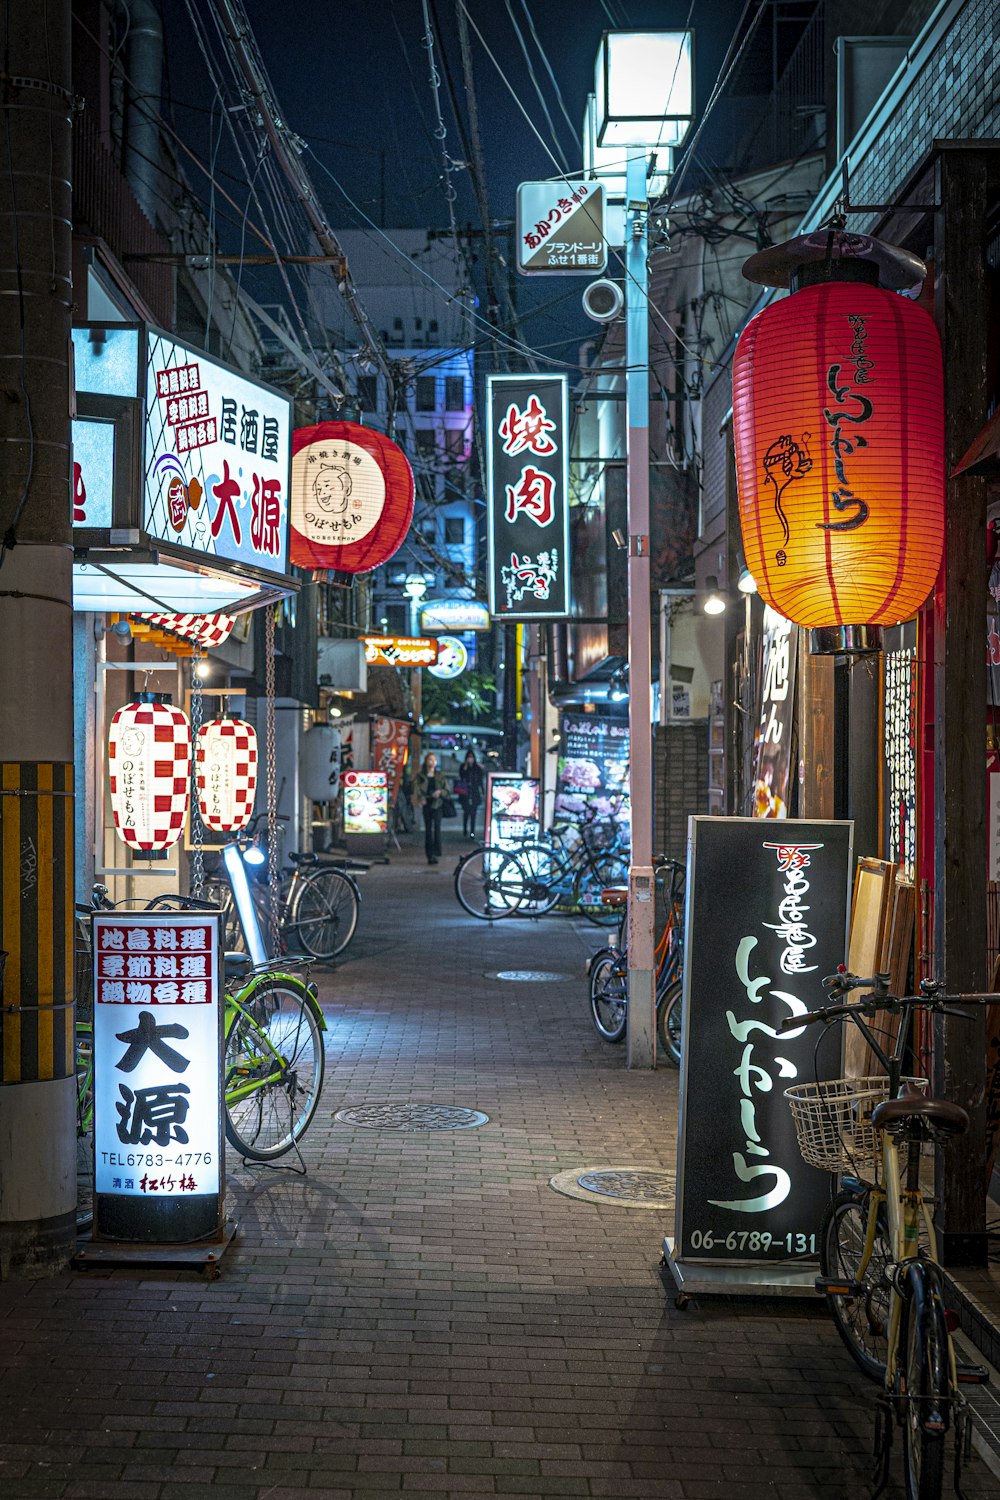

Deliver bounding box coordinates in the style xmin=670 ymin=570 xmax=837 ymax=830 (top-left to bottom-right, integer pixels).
xmin=74 ymin=910 xmax=235 ymax=1277
xmin=343 ymin=770 xmax=389 ymax=856
xmin=667 ymin=817 xmax=852 ymax=1303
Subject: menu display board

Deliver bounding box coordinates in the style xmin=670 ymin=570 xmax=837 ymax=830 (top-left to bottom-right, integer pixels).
xmin=555 ymin=714 xmax=630 ymax=830
xmin=485 ymin=775 xmax=540 ymax=854
xmin=676 ymin=818 xmax=852 ymax=1270
xmin=92 ymin=912 xmax=222 ymax=1244
xmin=343 ymin=771 xmax=389 ymax=836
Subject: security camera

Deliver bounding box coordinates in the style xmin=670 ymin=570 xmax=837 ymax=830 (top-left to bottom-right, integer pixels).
xmin=582 ymin=279 xmax=624 ymax=324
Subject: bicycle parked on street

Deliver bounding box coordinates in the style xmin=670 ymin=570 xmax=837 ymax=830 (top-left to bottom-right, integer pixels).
xmin=75 ymin=889 xmax=327 ymax=1230
xmin=454 ymin=811 xmax=629 ymax=926
xmin=588 ymin=857 xmax=685 ymax=1063
xmin=203 ymin=812 xmax=362 ymax=960
xmin=783 ymin=969 xmax=994 ymax=1500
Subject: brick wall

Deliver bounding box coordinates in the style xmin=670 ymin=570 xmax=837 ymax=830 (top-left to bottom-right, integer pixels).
xmin=653 ymin=720 xmax=708 ymax=862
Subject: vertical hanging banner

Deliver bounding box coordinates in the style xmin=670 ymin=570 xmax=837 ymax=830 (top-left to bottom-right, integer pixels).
xmin=91 ymin=912 xmax=222 ymax=1245
xmin=752 ymin=608 xmax=798 ymax=819
xmin=487 ymin=374 xmax=570 ymax=620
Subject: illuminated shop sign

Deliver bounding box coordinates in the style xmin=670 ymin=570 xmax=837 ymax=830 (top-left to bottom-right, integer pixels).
xmin=420 ymin=598 xmax=491 ymax=633
xmin=362 ymin=635 xmax=439 ymax=667
xmin=343 ymin=771 xmax=389 ymax=835
xmin=91 ymin=912 xmax=222 ymax=1243
xmin=487 ymin=374 xmax=570 ymax=620
xmin=485 ymin=774 xmax=540 ymax=854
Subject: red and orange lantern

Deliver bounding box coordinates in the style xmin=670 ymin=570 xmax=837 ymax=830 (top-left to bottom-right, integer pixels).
xmin=733 ymin=232 xmax=944 ymax=651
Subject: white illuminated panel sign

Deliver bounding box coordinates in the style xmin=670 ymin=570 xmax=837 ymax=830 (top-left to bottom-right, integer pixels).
xmin=427 ymin=635 xmax=468 ymax=680
xmin=420 ymin=598 xmax=491 ymax=633
xmin=71 ymin=418 xmax=115 ymax=528
xmin=92 ymin=913 xmax=221 ymax=1207
xmin=343 ymin=771 xmax=389 ymax=835
xmin=143 ymin=329 xmax=292 ymax=575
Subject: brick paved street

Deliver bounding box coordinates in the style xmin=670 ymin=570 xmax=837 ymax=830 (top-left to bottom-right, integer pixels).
xmin=1 ymin=831 xmax=996 ymax=1498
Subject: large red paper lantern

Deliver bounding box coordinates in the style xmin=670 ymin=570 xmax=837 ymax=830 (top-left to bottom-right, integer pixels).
xmin=108 ymin=696 xmax=191 ymax=852
xmin=734 ymin=248 xmax=944 ymax=648
xmin=290 ymin=421 xmax=414 ymax=573
xmin=195 ymin=718 xmax=258 ymax=833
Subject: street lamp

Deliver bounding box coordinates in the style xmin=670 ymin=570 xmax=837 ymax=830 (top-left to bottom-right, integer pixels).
xmin=402 ymin=573 xmax=428 ymax=637
xmin=589 ymin=30 xmax=693 ymax=1070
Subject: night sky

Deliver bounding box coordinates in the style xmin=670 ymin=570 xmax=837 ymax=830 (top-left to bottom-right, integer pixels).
xmin=161 ymin=0 xmax=750 ymax=369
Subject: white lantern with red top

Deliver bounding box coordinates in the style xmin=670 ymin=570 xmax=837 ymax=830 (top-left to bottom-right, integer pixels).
xmin=108 ymin=694 xmax=192 ymax=852
xmin=195 ymin=717 xmax=258 ymax=833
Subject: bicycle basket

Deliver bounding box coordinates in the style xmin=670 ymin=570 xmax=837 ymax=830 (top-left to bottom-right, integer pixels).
xmin=784 ymin=1076 xmax=890 ymax=1172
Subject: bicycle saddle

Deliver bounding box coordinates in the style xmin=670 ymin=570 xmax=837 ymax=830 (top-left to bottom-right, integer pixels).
xmin=224 ymin=951 xmax=253 ymax=982
xmin=872 ymin=1092 xmax=969 ymax=1137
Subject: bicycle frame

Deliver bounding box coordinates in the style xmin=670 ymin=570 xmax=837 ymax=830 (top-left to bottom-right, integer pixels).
xmin=222 ymin=967 xmax=327 ymax=1106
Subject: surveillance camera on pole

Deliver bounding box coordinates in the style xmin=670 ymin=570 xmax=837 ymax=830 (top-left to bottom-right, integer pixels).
xmin=582 ymin=279 xmax=624 ymax=324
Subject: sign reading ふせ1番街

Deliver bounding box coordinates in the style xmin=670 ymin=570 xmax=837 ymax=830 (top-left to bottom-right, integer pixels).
xmin=487 ymin=374 xmax=569 ymax=620
xmin=672 ymin=818 xmax=852 ymax=1288
xmin=91 ymin=912 xmax=222 ymax=1245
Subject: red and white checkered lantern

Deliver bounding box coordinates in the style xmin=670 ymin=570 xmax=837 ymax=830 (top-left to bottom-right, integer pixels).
xmin=108 ymin=696 xmax=192 ymax=852
xmin=195 ymin=718 xmax=258 ymax=833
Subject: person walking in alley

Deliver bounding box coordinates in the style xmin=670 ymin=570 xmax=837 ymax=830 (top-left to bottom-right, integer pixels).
xmin=413 ymin=751 xmax=449 ymax=864
xmin=454 ymin=749 xmax=484 ymax=839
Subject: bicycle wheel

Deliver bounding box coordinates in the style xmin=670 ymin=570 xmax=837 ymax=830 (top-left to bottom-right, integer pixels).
xmin=224 ymin=983 xmax=325 ymax=1160
xmin=294 ymin=869 xmax=359 ymax=959
xmin=657 ymin=980 xmax=683 ymax=1067
xmin=820 ymin=1188 xmax=892 ymax=1382
xmin=901 ymin=1276 xmax=948 ymax=1500
xmin=508 ymin=840 xmax=561 ymax=916
xmin=574 ymin=854 xmax=630 ymax=925
xmin=589 ymin=948 xmax=627 ymax=1042
xmin=454 ymin=848 xmax=524 ymax=919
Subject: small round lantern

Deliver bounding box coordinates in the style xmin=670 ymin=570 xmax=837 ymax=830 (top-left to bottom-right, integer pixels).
xmin=108 ymin=694 xmax=191 ymax=852
xmin=195 ymin=717 xmax=258 ymax=834
xmin=733 ymin=230 xmax=944 ymax=652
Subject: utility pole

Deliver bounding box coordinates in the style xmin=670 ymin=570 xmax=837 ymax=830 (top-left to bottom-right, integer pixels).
xmin=0 ymin=1 xmax=77 ymax=1275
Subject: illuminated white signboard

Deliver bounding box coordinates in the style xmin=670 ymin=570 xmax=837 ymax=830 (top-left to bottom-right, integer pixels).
xmin=92 ymin=912 xmax=221 ymax=1243
xmin=426 ymin=635 xmax=468 ymax=680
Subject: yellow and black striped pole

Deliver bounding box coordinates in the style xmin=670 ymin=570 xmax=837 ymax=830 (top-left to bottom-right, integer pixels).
xmin=0 ymin=763 xmax=75 ymax=1091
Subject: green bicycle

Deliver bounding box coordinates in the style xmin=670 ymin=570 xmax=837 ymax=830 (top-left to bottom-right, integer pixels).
xmin=75 ymin=894 xmax=327 ymax=1230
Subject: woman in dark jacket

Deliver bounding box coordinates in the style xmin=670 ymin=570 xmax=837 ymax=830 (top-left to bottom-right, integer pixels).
xmin=455 ymin=750 xmax=484 ymax=839
xmin=413 ymin=752 xmax=449 ymax=864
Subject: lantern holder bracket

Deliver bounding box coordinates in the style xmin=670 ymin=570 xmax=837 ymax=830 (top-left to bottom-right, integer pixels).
xmin=839 ymin=160 xmax=940 ymax=217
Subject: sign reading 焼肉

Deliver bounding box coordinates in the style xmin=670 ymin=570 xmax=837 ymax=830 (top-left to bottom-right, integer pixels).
xmin=676 ymin=818 xmax=851 ymax=1270
xmin=752 ymin=607 xmax=797 ymax=818
xmin=92 ymin=912 xmax=222 ymax=1244
xmin=487 ymin=374 xmax=570 ymax=620
xmin=516 ymin=181 xmax=607 ymax=275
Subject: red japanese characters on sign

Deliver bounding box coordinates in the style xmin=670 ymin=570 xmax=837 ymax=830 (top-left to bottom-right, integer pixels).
xmin=515 ymin=181 xmax=607 ymax=276
xmin=521 ymin=183 xmax=590 ymax=250
xmin=92 ymin=912 xmax=222 ymax=1232
xmin=488 ymin=375 xmax=569 ymax=620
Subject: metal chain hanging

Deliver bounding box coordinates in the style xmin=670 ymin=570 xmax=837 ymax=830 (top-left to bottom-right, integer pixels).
xmin=264 ymin=605 xmax=280 ymax=957
xmin=189 ymin=647 xmax=205 ymax=898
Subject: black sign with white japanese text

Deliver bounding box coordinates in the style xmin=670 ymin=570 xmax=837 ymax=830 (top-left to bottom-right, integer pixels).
xmin=676 ymin=818 xmax=852 ymax=1267
xmin=487 ymin=374 xmax=569 ymax=620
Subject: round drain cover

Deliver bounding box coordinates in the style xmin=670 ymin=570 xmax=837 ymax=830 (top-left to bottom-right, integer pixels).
xmin=549 ymin=1165 xmax=676 ymax=1209
xmin=490 ymin=969 xmax=570 ymax=982
xmin=334 ymin=1103 xmax=489 ymax=1131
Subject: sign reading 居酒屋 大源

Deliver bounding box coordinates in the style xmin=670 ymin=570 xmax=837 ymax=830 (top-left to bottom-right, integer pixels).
xmin=487 ymin=374 xmax=569 ymax=620
xmin=675 ymin=819 xmax=851 ymax=1272
xmin=516 ymin=181 xmax=607 ymax=275
xmin=143 ymin=330 xmax=292 ymax=575
xmin=92 ymin=912 xmax=222 ymax=1244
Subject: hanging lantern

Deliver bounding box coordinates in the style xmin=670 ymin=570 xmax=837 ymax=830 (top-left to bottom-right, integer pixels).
xmin=733 ymin=230 xmax=944 ymax=653
xmin=290 ymin=421 xmax=414 ymax=573
xmin=108 ymin=695 xmax=191 ymax=852
xmin=301 ymin=723 xmax=342 ymax=803
xmin=195 ymin=718 xmax=258 ymax=833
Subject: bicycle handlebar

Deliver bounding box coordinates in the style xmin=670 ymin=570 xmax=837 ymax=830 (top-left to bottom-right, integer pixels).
xmin=143 ymin=894 xmax=222 ymax=912
xmin=779 ymin=975 xmax=997 ymax=1032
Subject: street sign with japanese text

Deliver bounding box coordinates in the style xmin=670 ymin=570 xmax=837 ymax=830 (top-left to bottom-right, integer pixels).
xmin=487 ymin=374 xmax=570 ymax=620
xmin=675 ymin=818 xmax=852 ymax=1280
xmin=516 ymin=181 xmax=606 ymax=275
xmin=143 ymin=329 xmax=292 ymax=575
xmin=91 ymin=912 xmax=222 ymax=1244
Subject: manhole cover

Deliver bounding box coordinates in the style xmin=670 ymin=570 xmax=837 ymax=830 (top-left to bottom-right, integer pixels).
xmin=334 ymin=1103 xmax=489 ymax=1131
xmin=490 ymin=970 xmax=570 ymax=982
xmin=549 ymin=1165 xmax=676 ymax=1209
